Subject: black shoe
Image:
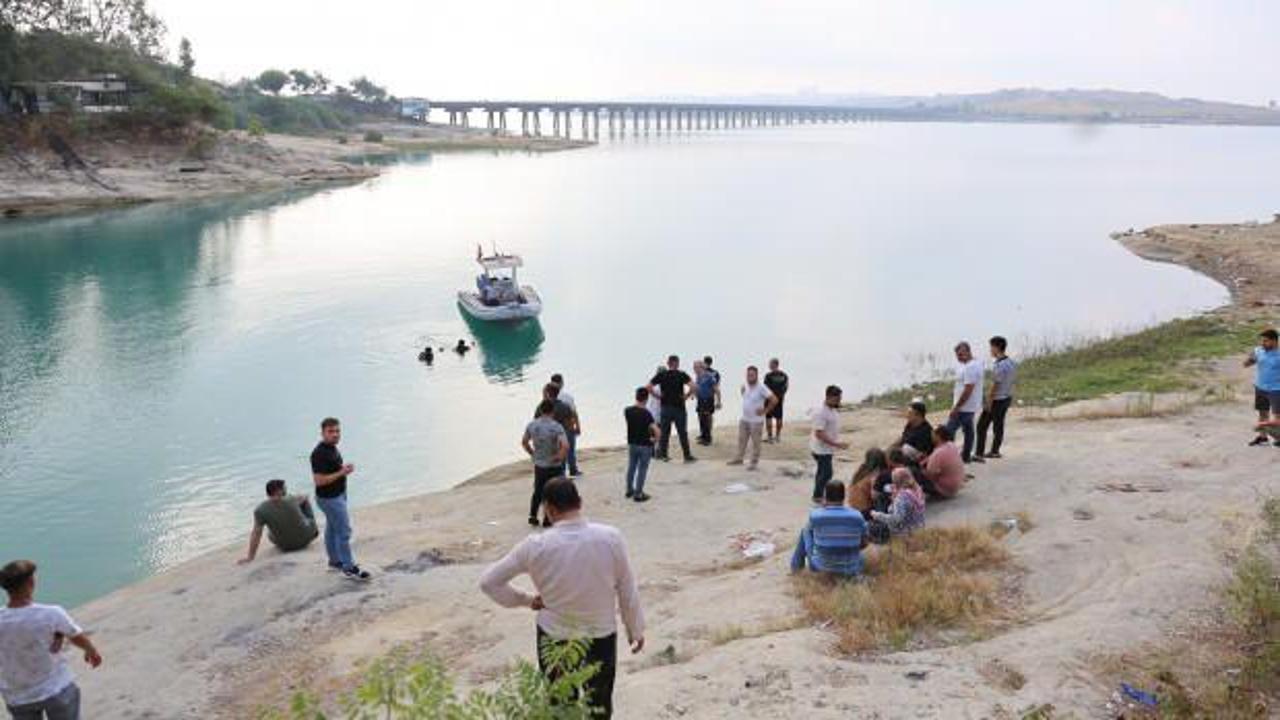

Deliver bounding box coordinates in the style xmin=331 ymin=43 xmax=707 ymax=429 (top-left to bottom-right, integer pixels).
xmin=327 ymin=561 xmax=343 ymax=572
xmin=634 ymin=492 xmax=651 ymax=503
xmin=657 ymin=455 xmax=670 ymax=462
xmin=683 ymin=456 xmax=698 ymax=464
xmin=528 ymin=516 xmax=540 ymax=526
xmin=343 ymin=566 xmax=372 ymax=582
xmin=625 ymin=489 xmax=634 ymax=499
xmin=971 ymin=455 xmax=986 ymax=464
xmin=1249 ymin=435 xmax=1269 ymax=447
xmin=542 ymin=517 xmax=553 ymax=528
xmin=986 ymin=451 xmax=1002 ymax=459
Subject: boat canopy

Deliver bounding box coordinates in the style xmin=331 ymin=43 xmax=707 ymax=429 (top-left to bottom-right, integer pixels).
xmin=477 ymin=253 xmax=523 ymax=273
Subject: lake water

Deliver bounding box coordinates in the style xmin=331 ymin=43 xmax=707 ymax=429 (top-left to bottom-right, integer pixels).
xmin=2 ymin=122 xmax=1273 ymax=606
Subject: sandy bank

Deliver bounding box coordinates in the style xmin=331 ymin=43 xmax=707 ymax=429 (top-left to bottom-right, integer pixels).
xmin=0 ymin=122 xmax=588 ymax=220
xmin=60 ymin=218 xmax=1279 ymax=718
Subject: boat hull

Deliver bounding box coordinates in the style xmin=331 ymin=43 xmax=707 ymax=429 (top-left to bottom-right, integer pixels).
xmin=457 ymin=287 xmax=542 ymax=322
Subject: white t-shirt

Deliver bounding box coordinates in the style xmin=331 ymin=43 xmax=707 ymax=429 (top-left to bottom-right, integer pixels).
xmin=809 ymin=405 xmax=841 ymax=454
xmin=0 ymin=604 xmax=81 ymax=706
xmin=558 ymin=389 xmax=576 ymax=411
xmin=953 ymin=360 xmax=984 ymax=413
xmin=646 ymin=388 xmax=662 ymax=421
xmin=739 ymin=383 xmax=774 ymax=424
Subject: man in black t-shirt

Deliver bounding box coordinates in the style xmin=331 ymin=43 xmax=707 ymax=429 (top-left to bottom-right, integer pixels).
xmin=648 ymin=355 xmax=696 ymax=463
xmin=899 ymin=401 xmax=934 ymax=460
xmin=310 ymin=417 xmax=371 ymax=581
xmin=624 ymin=387 xmax=660 ymax=502
xmin=763 ymin=358 xmax=789 ymax=443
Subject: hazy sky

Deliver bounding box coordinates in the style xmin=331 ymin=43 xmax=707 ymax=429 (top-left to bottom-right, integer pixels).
xmin=149 ymin=0 xmax=1279 ymax=104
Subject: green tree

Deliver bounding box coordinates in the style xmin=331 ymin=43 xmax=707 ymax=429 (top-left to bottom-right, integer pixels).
xmin=255 ymin=68 xmax=288 ymax=95
xmin=288 ymin=68 xmax=314 ymax=94
xmin=349 ymin=75 xmax=386 ymax=103
xmin=178 ymin=36 xmax=194 ymax=76
xmin=1 ymin=0 xmax=166 ymax=57
xmin=311 ymin=70 xmax=329 ymax=94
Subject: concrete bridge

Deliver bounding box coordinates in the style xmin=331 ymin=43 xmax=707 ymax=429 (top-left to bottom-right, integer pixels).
xmin=406 ymin=100 xmax=920 ymax=139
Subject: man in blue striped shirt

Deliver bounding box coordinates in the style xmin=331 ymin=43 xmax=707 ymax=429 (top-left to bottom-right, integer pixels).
xmin=790 ymin=480 xmax=868 ymax=577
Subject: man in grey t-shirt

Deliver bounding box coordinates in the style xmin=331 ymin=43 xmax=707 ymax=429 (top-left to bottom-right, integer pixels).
xmin=523 ymin=400 xmax=569 ymax=527
xmin=976 ymin=335 xmax=1017 ymax=460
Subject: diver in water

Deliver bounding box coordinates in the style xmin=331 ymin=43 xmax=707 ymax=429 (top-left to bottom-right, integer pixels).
xmin=418 ymin=346 xmax=434 ymax=364
xmin=455 ymin=339 xmax=470 ymax=355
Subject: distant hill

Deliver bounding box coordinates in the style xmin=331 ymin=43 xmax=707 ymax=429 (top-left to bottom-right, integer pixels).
xmin=646 ymin=88 xmax=1280 ymax=126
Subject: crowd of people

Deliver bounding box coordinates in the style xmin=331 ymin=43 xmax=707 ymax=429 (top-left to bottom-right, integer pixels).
xmin=6 ymin=327 xmax=1277 ymax=719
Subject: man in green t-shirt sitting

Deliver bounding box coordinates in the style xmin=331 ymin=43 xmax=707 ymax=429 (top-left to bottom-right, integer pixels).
xmin=237 ymin=479 xmax=320 ymax=564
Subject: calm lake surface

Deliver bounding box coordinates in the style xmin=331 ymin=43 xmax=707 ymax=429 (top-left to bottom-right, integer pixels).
xmin=2 ymin=122 xmax=1271 ymax=606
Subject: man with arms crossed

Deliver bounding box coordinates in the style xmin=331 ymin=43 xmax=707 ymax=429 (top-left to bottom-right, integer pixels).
xmin=975 ymin=335 xmax=1017 ymax=461
xmin=480 ymin=478 xmax=645 ymax=719
xmin=728 ymin=365 xmax=778 ymax=470
xmin=0 ymin=560 xmax=103 ymax=720
xmin=763 ymin=358 xmax=789 ymax=443
xmin=1245 ymin=328 xmax=1280 ymax=447
xmin=810 ymin=385 xmax=849 ymax=503
xmin=238 ymin=479 xmax=320 ymax=564
xmin=310 ymin=418 xmax=371 ymax=581
xmin=946 ymin=341 xmax=984 ymax=463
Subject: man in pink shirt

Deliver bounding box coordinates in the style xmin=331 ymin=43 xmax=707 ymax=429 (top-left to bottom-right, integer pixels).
xmin=922 ymin=425 xmax=965 ymax=498
xmin=480 ymin=478 xmax=645 ymax=718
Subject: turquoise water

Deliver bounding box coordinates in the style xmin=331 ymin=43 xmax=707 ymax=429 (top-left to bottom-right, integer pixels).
xmin=2 ymin=122 xmax=1271 ymax=607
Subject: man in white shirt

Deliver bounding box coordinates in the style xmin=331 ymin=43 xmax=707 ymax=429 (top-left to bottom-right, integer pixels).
xmin=0 ymin=560 xmax=103 ymax=720
xmin=479 ymin=478 xmax=644 ymax=719
xmin=809 ymin=385 xmax=849 ymax=503
xmin=729 ymin=366 xmax=778 ymax=470
xmin=945 ymin=341 xmax=985 ymax=463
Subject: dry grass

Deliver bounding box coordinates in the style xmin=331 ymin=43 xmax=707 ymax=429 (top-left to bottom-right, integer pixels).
xmin=793 ymin=526 xmax=1016 ymax=654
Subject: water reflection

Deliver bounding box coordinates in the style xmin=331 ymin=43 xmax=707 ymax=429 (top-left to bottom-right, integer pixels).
xmin=460 ymin=311 xmax=545 ymax=384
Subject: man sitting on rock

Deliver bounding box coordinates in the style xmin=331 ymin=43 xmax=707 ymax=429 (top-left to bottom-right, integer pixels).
xmin=790 ymin=480 xmax=868 ymax=578
xmin=238 ymin=479 xmax=320 ymax=564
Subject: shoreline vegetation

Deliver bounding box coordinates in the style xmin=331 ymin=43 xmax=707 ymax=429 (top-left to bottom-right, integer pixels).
xmin=66 ymin=218 xmax=1280 ymax=718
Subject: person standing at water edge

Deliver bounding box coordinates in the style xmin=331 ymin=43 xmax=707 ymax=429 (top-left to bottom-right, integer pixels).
xmin=480 ymin=478 xmax=645 ymax=719
xmin=946 ymin=342 xmax=984 ymax=463
xmin=693 ymin=359 xmax=721 ymax=446
xmin=649 ymin=355 xmax=697 ymax=463
xmin=310 ymin=418 xmax=371 ymax=581
xmin=729 ymin=366 xmax=777 ymax=470
xmin=1245 ymin=328 xmax=1280 ymax=447
xmin=524 ymin=400 xmax=569 ymax=526
xmin=975 ymin=336 xmax=1017 ymax=461
xmin=238 ymin=480 xmax=319 ymax=564
xmin=550 ymin=374 xmax=583 ymax=476
xmin=1 ymin=560 xmax=103 ymax=720
xmin=763 ymin=358 xmax=789 ymax=443
xmin=624 ymin=388 xmax=660 ymax=502
xmin=810 ymin=385 xmax=849 ymax=503
xmin=539 ymin=382 xmax=580 ymax=476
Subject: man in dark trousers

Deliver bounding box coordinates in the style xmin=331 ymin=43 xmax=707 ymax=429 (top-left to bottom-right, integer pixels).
xmin=649 ymin=355 xmax=697 ymax=463
xmin=310 ymin=418 xmax=371 ymax=581
xmin=763 ymin=358 xmax=789 ymax=443
xmin=480 ymin=478 xmax=645 ymax=719
xmin=523 ymin=400 xmax=569 ymax=527
xmin=975 ymin=336 xmax=1018 ymax=461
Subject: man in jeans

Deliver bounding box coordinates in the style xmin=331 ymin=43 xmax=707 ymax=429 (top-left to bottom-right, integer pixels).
xmin=480 ymin=478 xmax=645 ymax=719
xmin=728 ymin=366 xmax=778 ymax=470
xmin=810 ymin=385 xmax=849 ymax=503
xmin=538 ymin=383 xmax=580 ymax=477
xmin=550 ymin=374 xmax=583 ymax=477
xmin=1 ymin=560 xmax=104 ymax=720
xmin=623 ymin=388 xmax=659 ymax=502
xmin=945 ymin=342 xmax=984 ymax=463
xmin=310 ymin=418 xmax=371 ymax=581
xmin=649 ymin=355 xmax=697 ymax=463
xmin=790 ymin=481 xmax=868 ymax=577
xmin=975 ymin=336 xmax=1017 ymax=461
xmin=524 ymin=400 xmax=569 ymax=526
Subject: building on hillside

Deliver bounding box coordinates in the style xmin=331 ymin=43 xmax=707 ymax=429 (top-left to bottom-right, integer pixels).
xmin=4 ymin=74 xmax=132 ymax=115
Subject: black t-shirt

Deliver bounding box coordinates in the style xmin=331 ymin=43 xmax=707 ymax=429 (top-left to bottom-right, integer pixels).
xmin=763 ymin=370 xmax=789 ymax=398
xmin=310 ymin=441 xmax=346 ymax=499
xmin=650 ymin=369 xmax=691 ymax=408
xmin=625 ymin=406 xmax=656 ymax=446
xmin=901 ymin=421 xmax=934 ymax=455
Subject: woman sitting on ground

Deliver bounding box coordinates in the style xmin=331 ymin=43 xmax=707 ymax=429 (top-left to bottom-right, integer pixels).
xmin=848 ymin=447 xmax=888 ymax=516
xmin=921 ymin=425 xmax=965 ymax=499
xmin=868 ymin=467 xmax=926 ymax=543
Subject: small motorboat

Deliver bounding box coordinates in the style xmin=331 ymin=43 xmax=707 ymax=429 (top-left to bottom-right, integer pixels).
xmin=457 ymin=248 xmax=543 ymax=322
